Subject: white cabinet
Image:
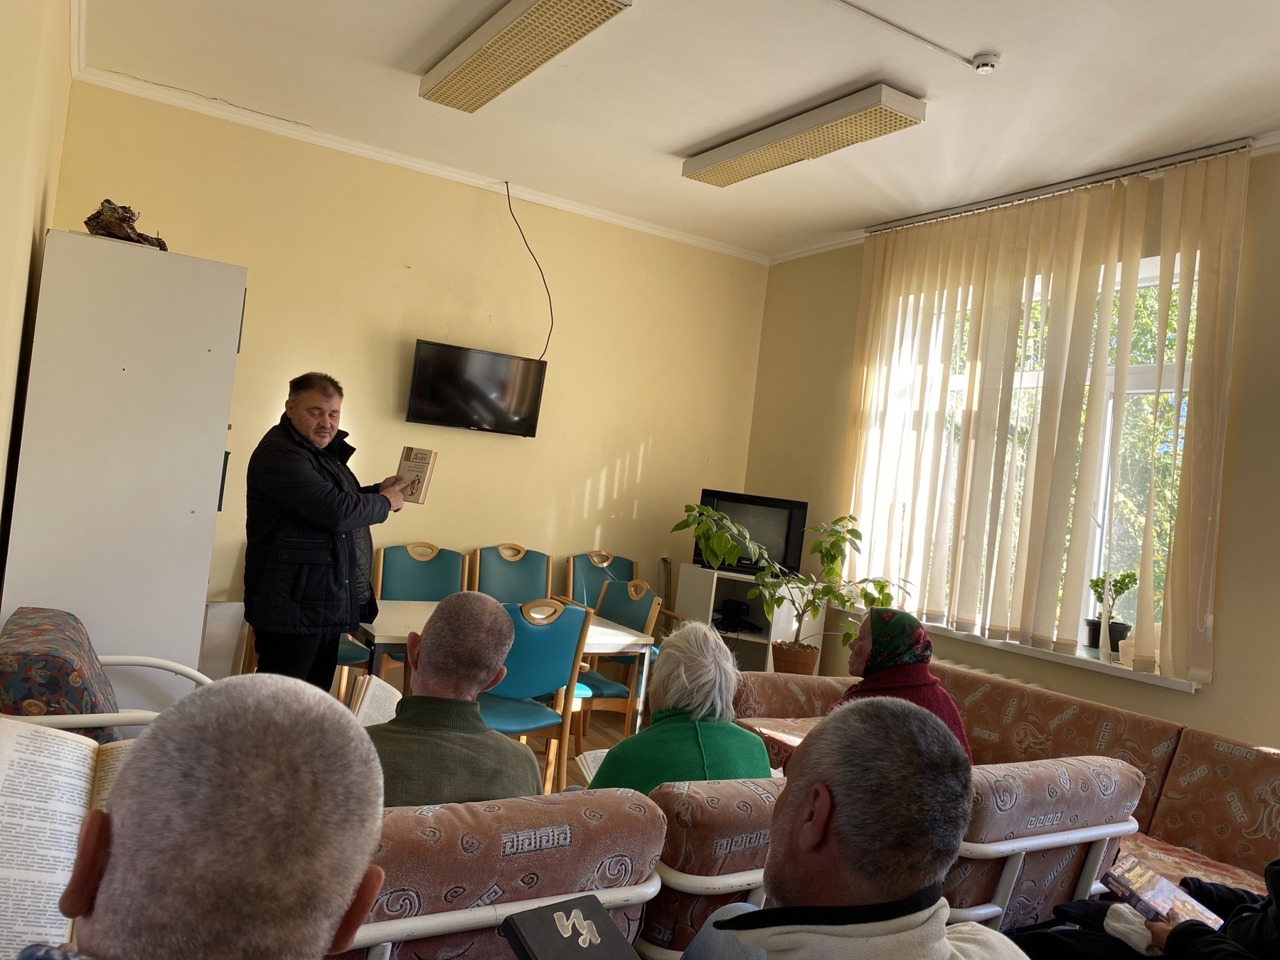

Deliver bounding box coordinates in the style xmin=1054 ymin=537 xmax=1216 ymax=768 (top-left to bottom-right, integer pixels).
xmin=1 ymin=231 xmax=245 ymax=711
xmin=673 ymin=563 xmax=821 ymax=673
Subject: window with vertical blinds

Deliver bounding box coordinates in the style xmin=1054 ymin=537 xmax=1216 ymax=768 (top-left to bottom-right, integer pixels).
xmin=848 ymin=150 xmax=1249 ymax=681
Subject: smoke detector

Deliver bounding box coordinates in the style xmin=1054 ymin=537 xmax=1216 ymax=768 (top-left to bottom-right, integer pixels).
xmin=971 ymin=53 xmax=1000 ymax=75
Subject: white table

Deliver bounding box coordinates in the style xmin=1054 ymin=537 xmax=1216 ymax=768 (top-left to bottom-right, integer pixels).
xmin=358 ymin=599 xmax=655 ymax=734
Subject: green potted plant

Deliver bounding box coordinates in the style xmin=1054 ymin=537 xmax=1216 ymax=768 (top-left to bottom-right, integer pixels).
xmin=672 ymin=506 xmax=905 ymax=674
xmin=1085 ymin=571 xmax=1138 ymax=658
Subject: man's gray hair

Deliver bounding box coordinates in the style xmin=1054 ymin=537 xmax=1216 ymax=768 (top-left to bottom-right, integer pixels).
xmin=418 ymin=591 xmax=514 ymax=691
xmin=798 ymin=697 xmax=972 ymax=889
xmin=647 ymin=621 xmax=738 ymax=722
xmin=289 ymin=371 xmax=343 ymax=398
xmin=92 ymin=674 xmax=383 ymax=960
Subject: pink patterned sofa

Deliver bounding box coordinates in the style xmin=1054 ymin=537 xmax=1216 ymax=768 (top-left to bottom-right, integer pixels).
xmin=340 ymin=787 xmax=666 ymax=959
xmin=734 ymin=665 xmax=1278 ymax=900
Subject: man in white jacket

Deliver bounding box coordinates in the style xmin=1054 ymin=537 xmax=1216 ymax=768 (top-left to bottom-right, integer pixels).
xmin=684 ymin=696 xmax=1028 ymax=960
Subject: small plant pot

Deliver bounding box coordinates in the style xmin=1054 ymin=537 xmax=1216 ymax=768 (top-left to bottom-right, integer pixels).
xmin=771 ymin=641 xmax=820 ymax=676
xmin=1084 ymin=618 xmax=1133 ymax=659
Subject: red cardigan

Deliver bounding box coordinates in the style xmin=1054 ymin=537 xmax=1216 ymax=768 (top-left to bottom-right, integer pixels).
xmin=831 ymin=661 xmax=973 ymax=761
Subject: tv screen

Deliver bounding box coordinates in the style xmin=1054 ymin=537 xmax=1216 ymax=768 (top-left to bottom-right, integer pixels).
xmin=694 ymin=489 xmax=808 ymax=573
xmin=405 ymin=339 xmax=547 ymax=438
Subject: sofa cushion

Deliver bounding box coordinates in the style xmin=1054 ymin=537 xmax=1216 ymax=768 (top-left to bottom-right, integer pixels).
xmin=1119 ymin=832 xmax=1267 ymax=894
xmin=355 ymin=788 xmax=665 ymax=959
xmin=1145 ymin=727 xmax=1280 ymax=877
xmin=931 ymin=662 xmax=1181 ymax=831
xmin=0 ymin=606 xmax=121 ymax=744
xmin=733 ymin=716 xmax=818 ymax=769
xmin=733 ymin=672 xmax=848 ymax=720
xmin=948 ymin=755 xmax=1145 ymax=930
xmin=643 ymin=777 xmax=784 ymax=953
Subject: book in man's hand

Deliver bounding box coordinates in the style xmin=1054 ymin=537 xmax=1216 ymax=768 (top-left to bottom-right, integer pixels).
xmin=349 ymin=673 xmax=403 ymax=726
xmin=1101 ymin=853 xmax=1224 ymax=928
xmin=395 ymin=446 xmax=438 ymax=505
xmin=499 ymin=894 xmax=641 ymax=960
xmin=0 ymin=718 xmax=134 ymax=956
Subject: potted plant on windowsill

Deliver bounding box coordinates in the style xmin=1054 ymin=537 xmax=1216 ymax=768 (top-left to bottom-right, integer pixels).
xmin=1085 ymin=571 xmax=1138 ymax=658
xmin=672 ymin=506 xmax=904 ymax=675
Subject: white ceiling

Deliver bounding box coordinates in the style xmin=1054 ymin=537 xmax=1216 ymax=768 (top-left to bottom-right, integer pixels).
xmin=76 ymin=0 xmax=1280 ymax=263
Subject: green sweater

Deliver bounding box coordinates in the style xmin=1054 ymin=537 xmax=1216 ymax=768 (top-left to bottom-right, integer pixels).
xmin=366 ymin=696 xmax=542 ymax=806
xmin=587 ymin=708 xmax=772 ymax=795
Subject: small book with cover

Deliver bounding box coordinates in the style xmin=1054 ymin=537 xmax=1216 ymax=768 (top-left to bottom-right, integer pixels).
xmin=396 ymin=446 xmax=438 ymax=505
xmin=1101 ymin=853 xmax=1224 ymax=928
xmin=499 ymin=894 xmax=641 ymax=960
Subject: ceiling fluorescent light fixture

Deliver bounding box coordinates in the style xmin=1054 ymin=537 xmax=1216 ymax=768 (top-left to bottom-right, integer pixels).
xmin=683 ymin=83 xmax=925 ymax=187
xmin=420 ymin=0 xmax=631 ymax=113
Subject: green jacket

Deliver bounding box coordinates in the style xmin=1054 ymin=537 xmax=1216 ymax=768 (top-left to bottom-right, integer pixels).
xmin=588 ymin=708 xmax=772 ymax=795
xmin=366 ymin=696 xmax=542 ymax=806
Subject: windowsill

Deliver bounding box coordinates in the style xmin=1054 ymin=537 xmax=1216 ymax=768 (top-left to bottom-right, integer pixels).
xmin=925 ymin=623 xmax=1200 ymax=693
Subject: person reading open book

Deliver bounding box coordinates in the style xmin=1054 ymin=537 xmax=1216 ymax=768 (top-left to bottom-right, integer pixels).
xmin=13 ymin=673 xmax=385 ymax=960
xmin=364 ymin=590 xmax=541 ymax=805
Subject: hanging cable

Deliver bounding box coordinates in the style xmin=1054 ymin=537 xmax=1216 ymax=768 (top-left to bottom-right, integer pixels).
xmin=504 ymin=181 xmax=555 ymax=361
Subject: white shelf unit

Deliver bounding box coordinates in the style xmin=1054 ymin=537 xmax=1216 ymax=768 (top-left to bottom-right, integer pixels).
xmin=673 ymin=563 xmax=821 ymax=674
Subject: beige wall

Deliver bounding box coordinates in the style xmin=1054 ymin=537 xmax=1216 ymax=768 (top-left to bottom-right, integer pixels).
xmin=50 ymin=83 xmax=768 ymax=601
xmin=0 ymin=1 xmax=70 ymax=488
xmin=751 ymin=153 xmax=1280 ymax=745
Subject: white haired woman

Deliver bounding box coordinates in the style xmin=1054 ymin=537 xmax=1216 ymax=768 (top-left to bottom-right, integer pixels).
xmin=587 ymin=620 xmax=771 ymax=795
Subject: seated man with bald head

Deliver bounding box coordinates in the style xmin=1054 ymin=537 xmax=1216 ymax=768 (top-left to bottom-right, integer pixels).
xmin=20 ymin=673 xmax=385 ymax=960
xmin=684 ymin=696 xmax=1028 ymax=960
xmin=365 ymin=590 xmax=542 ymax=805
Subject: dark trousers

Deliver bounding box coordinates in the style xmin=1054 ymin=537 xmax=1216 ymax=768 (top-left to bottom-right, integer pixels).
xmin=254 ymin=630 xmax=340 ymax=691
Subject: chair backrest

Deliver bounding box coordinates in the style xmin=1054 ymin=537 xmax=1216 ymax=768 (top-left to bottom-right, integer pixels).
xmin=594 ymin=579 xmax=661 ymax=635
xmin=565 ymin=551 xmax=637 ymax=607
xmin=471 ymin=543 xmax=552 ymax=604
xmin=375 ymin=542 xmax=467 ymax=601
xmin=488 ymin=599 xmax=591 ymax=700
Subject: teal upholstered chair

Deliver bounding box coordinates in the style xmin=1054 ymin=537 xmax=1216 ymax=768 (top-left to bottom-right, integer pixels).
xmin=476 ymin=599 xmax=591 ymax=793
xmin=374 ymin=542 xmax=468 ymax=601
xmin=564 ymin=551 xmax=637 ymax=607
xmin=470 ymin=544 xmax=552 ymax=604
xmin=577 ymin=579 xmax=662 ymax=736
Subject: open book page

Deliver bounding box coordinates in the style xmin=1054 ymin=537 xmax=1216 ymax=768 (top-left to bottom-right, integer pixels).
xmin=88 ymin=740 xmax=133 ymax=813
xmin=576 ymin=748 xmax=609 ymax=782
xmin=350 ymin=674 xmax=402 ymax=726
xmin=0 ymin=719 xmax=101 ymax=954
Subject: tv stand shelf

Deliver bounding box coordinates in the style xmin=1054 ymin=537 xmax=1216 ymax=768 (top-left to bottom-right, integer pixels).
xmin=673 ymin=563 xmax=821 ymax=674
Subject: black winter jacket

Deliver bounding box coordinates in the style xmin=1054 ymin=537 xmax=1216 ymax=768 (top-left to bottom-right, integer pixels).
xmin=244 ymin=415 xmax=389 ymax=634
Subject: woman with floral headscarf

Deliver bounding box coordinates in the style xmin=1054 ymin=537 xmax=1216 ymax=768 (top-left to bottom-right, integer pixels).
xmin=830 ymin=607 xmax=972 ymax=759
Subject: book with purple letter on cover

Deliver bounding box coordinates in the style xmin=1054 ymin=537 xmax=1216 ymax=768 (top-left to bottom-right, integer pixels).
xmin=1102 ymin=854 xmax=1223 ymax=928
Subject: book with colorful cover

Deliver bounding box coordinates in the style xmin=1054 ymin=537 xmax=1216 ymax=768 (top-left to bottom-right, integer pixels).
xmin=1101 ymin=853 xmax=1223 ymax=928
xmin=396 ymin=446 xmax=438 ymax=504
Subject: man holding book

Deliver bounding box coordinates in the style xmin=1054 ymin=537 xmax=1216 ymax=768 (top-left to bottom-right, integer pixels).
xmin=17 ymin=673 xmax=385 ymax=960
xmin=365 ymin=590 xmax=542 ymax=805
xmin=245 ymin=371 xmax=410 ymax=690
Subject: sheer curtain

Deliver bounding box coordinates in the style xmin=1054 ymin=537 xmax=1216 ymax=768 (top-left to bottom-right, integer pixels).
xmin=848 ymin=150 xmax=1249 ymax=680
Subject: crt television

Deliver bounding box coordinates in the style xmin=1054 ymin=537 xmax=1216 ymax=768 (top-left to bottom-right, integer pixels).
xmin=405 ymin=339 xmax=547 ymax=438
xmin=693 ymin=489 xmax=808 ymax=573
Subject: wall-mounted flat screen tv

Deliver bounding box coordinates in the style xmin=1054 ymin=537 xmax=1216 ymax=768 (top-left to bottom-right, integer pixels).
xmin=694 ymin=488 xmax=808 ymax=573
xmin=405 ymin=339 xmax=547 ymax=438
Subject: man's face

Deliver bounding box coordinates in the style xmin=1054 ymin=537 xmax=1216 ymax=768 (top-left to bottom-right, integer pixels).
xmin=285 ymin=389 xmax=342 ymax=449
xmin=763 ymin=738 xmax=812 ymax=908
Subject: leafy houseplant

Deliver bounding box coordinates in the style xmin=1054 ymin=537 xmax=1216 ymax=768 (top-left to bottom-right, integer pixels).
xmin=672 ymin=505 xmax=905 ymax=669
xmin=1085 ymin=571 xmax=1138 ymax=656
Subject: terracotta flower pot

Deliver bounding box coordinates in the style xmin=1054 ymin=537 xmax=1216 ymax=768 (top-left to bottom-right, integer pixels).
xmin=771 ymin=642 xmax=820 ymax=676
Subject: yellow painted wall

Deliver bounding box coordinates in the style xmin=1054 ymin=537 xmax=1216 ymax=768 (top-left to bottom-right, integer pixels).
xmin=0 ymin=1 xmax=70 ymax=487
xmin=750 ymin=153 xmax=1280 ymax=746
xmin=51 ymin=83 xmax=767 ymax=601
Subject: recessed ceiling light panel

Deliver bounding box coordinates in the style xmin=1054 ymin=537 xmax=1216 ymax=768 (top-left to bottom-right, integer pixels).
xmin=683 ymin=83 xmax=926 ymax=187
xmin=421 ymin=0 xmax=631 ymax=113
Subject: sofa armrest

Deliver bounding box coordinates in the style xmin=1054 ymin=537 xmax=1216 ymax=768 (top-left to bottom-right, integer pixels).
xmin=733 ymin=671 xmax=848 ymax=720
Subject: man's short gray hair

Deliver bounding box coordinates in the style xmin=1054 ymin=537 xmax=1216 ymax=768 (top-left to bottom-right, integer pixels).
xmin=92 ymin=674 xmax=383 ymax=960
xmin=797 ymin=697 xmax=972 ymax=889
xmin=418 ymin=591 xmax=514 ymax=691
xmin=289 ymin=371 xmax=343 ymax=398
xmin=647 ymin=621 xmax=738 ymax=723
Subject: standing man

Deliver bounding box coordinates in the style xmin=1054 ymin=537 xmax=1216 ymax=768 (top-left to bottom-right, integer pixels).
xmin=245 ymin=372 xmax=409 ymax=690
